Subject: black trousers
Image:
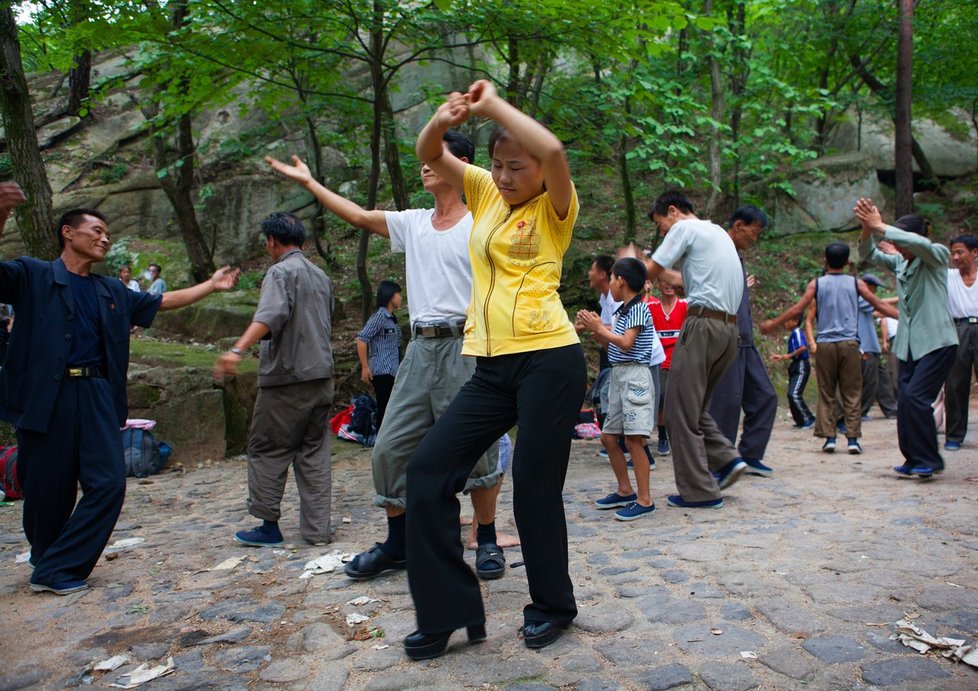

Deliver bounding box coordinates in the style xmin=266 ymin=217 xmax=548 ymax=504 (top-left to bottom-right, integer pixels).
xmin=897 ymin=345 xmax=957 ymax=469
xmin=861 ymin=353 xmax=898 ymax=418
xmin=405 ymin=344 xmax=585 ymax=634
xmin=787 ymin=359 xmax=815 ymax=425
xmin=372 ymin=374 xmax=396 ymax=431
xmin=945 ymin=322 xmax=978 ymax=443
xmin=17 ymin=377 xmax=126 ymax=585
xmin=708 ymin=345 xmax=778 ymax=460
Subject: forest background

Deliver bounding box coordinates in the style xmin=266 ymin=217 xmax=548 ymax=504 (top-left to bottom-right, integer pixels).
xmin=1 ymin=0 xmax=977 ymax=451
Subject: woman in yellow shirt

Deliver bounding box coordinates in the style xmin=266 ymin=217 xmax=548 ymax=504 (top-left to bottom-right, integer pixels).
xmin=403 ymin=80 xmax=586 ymax=660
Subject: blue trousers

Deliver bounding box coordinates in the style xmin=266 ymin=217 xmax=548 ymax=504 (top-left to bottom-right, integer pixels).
xmin=17 ymin=377 xmax=126 ymax=585
xmin=897 ymin=345 xmax=957 ymax=469
xmin=708 ymin=345 xmax=778 ymax=460
xmin=405 ymin=344 xmax=585 ymax=634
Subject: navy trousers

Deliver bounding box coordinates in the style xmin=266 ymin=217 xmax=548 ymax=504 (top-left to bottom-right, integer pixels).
xmin=405 ymin=344 xmax=585 ymax=634
xmin=17 ymin=377 xmax=126 ymax=585
xmin=709 ymin=345 xmax=778 ymax=460
xmin=897 ymin=345 xmax=957 ymax=470
xmin=787 ymin=359 xmax=815 ymax=425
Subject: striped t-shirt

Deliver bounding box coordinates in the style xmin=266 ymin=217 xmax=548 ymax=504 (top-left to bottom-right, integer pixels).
xmin=608 ymin=299 xmax=655 ymax=365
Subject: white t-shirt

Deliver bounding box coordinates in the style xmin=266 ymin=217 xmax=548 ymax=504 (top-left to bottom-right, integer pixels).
xmin=386 ymin=209 xmax=473 ymax=327
xmin=946 ymin=268 xmax=978 ymax=319
xmin=599 ymin=290 xmax=622 ymax=326
xmin=648 ymin=330 xmax=666 ymax=367
xmin=652 ymin=218 xmax=743 ymax=315
xmin=883 ymin=316 xmax=899 ymax=341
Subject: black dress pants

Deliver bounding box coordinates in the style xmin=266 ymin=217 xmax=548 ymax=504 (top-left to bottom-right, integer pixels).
xmin=787 ymin=359 xmax=815 ymax=425
xmin=405 ymin=344 xmax=585 ymax=634
xmin=17 ymin=377 xmax=126 ymax=585
xmin=372 ymin=374 xmax=396 ymax=431
xmin=897 ymin=345 xmax=957 ymax=469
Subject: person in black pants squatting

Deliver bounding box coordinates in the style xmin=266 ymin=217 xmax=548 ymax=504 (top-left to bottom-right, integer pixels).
xmin=0 ymin=183 xmax=239 ymax=595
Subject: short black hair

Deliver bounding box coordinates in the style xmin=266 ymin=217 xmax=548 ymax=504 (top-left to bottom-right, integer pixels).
xmin=825 ymin=241 xmax=850 ymax=269
xmin=148 ymin=263 xmax=162 ymax=274
xmin=443 ymin=130 xmax=474 ymax=164
xmin=376 ymin=280 xmax=401 ymax=309
xmin=261 ymin=212 xmax=306 ymax=246
xmin=592 ymin=254 xmax=614 ymax=278
xmin=56 ymin=208 xmax=107 ymax=249
xmin=648 ymin=190 xmax=694 ymax=220
xmin=893 ymin=214 xmax=932 ymax=237
xmin=729 ymin=205 xmax=768 ymax=229
xmin=611 ymin=257 xmax=648 ymax=293
xmin=949 ymin=233 xmax=978 ymax=251
xmin=487 ymin=125 xmax=512 ymax=160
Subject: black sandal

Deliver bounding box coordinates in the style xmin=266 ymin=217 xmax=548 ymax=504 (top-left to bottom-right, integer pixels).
xmin=475 ymin=543 xmax=505 ymax=580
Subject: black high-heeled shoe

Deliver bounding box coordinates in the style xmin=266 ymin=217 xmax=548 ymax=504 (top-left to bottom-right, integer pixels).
xmin=403 ymin=623 xmax=487 ymax=660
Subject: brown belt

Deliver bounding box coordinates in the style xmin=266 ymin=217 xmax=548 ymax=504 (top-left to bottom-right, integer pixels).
xmin=689 ymin=305 xmax=737 ymax=325
xmin=413 ymin=321 xmax=465 ymax=339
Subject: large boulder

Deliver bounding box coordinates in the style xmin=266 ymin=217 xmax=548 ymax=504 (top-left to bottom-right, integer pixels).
xmin=148 ymin=290 xmax=259 ymax=341
xmin=769 ymin=153 xmax=884 ymax=235
xmin=827 ymin=106 xmax=977 ymax=178
xmin=127 ymin=365 xmax=227 ymax=461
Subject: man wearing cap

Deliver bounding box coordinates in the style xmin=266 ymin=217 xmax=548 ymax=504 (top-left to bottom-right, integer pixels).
xmin=944 ymin=233 xmax=978 ymax=451
xmin=855 ymin=274 xmax=898 ymax=419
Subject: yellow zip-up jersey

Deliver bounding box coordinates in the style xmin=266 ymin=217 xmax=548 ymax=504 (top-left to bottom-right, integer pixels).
xmin=461 ymin=165 xmax=581 ymax=357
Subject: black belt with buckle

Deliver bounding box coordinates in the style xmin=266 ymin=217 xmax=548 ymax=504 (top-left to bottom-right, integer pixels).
xmin=413 ymin=321 xmax=465 ymax=339
xmin=689 ymin=305 xmax=738 ymax=325
xmin=66 ymin=366 xmax=106 ymax=378
xmin=954 ymin=317 xmax=978 ymax=325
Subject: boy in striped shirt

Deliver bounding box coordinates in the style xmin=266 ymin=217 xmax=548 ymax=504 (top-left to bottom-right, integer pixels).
xmin=578 ymin=258 xmax=657 ymax=521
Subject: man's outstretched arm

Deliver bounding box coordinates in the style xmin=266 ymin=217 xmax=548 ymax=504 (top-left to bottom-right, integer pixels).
xmin=267 ymin=155 xmax=389 ymax=238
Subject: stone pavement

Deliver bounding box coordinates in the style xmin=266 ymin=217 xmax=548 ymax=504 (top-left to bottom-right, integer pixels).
xmin=1 ymin=410 xmax=977 ymax=690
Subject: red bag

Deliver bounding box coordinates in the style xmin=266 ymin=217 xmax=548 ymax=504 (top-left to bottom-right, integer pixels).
xmin=329 ymin=404 xmax=354 ymax=434
xmin=0 ymin=445 xmax=21 ymax=500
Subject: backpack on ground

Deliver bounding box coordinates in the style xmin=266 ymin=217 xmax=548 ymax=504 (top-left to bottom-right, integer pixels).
xmin=0 ymin=446 xmax=21 ymax=500
xmin=348 ymin=394 xmax=378 ymax=438
xmin=121 ymin=428 xmax=170 ymax=477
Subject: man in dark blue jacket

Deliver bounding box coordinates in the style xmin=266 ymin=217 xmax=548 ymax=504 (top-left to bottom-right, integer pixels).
xmin=0 ymin=182 xmax=239 ymax=595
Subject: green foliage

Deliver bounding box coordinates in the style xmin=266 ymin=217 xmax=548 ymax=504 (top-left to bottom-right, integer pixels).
xmin=97 ymin=163 xmax=129 ymax=185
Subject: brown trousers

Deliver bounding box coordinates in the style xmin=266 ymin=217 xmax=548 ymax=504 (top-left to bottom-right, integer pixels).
xmin=813 ymin=340 xmax=862 ymax=439
xmin=665 ymin=316 xmax=740 ymax=502
xmin=247 ymin=378 xmax=335 ymax=543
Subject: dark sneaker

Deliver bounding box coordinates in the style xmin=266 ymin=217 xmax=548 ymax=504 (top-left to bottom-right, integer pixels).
xmin=475 ymin=543 xmax=505 ymax=580
xmin=801 ymin=418 xmax=816 ymax=429
xmin=893 ymin=463 xmax=915 ymax=476
xmin=945 ymin=441 xmax=962 ymax=451
xmin=597 ymin=447 xmax=609 ymax=458
xmin=742 ymin=458 xmax=773 ymax=477
xmin=822 ymin=437 xmax=837 ymax=453
xmin=614 ymin=502 xmax=656 ymax=521
xmin=656 ymin=437 xmax=670 ymax=455
xmin=909 ymin=465 xmax=943 ymax=478
xmin=666 ymin=494 xmax=723 ymax=509
xmin=594 ymin=492 xmax=637 ymax=509
xmin=716 ymin=459 xmax=747 ymax=490
xmin=345 ymin=543 xmax=406 ymax=580
xmin=234 ymin=524 xmax=284 ymax=547
xmin=836 ymin=420 xmax=847 ymax=434
xmin=30 ymin=579 xmax=88 ymax=595
xmin=847 ymin=438 xmax=863 ymax=455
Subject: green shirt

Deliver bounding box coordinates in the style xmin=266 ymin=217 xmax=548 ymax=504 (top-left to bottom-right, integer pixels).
xmin=858 ymin=225 xmax=957 ymax=361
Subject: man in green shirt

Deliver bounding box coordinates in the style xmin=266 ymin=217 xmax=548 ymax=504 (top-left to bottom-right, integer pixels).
xmin=855 ymin=198 xmax=958 ymax=478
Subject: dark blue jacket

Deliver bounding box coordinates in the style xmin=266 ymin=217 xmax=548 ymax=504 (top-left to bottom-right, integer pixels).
xmin=0 ymin=257 xmax=161 ymax=432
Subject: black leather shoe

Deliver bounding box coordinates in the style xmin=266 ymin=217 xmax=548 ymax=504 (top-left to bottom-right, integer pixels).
xmin=404 ymin=623 xmax=486 ymax=660
xmin=522 ymin=621 xmax=565 ymax=649
xmin=344 ymin=543 xmax=406 ymax=580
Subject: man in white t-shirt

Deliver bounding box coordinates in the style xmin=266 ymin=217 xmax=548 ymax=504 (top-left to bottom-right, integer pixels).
xmin=944 ymin=233 xmax=978 ymax=451
xmin=645 ymin=190 xmax=746 ymax=510
xmin=267 ymin=132 xmax=507 ymax=582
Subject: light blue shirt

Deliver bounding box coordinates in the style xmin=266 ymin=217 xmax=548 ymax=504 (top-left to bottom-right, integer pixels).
xmin=652 ymin=219 xmax=743 ymax=315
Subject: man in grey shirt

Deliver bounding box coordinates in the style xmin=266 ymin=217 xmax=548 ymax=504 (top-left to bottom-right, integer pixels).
xmin=644 ymin=190 xmax=747 ymax=510
xmin=214 ymin=212 xmax=334 ymax=546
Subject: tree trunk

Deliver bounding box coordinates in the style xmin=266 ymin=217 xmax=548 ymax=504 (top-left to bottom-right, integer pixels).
xmin=358 ymin=0 xmax=385 ymax=322
xmin=380 ymin=88 xmax=409 ymax=211
xmin=0 ymin=6 xmax=58 ymax=259
xmin=67 ymin=50 xmax=91 ymax=117
xmin=894 ymin=0 xmax=914 ymax=216
xmin=505 ymin=34 xmax=522 ymax=107
xmin=704 ymin=0 xmax=723 ymax=218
